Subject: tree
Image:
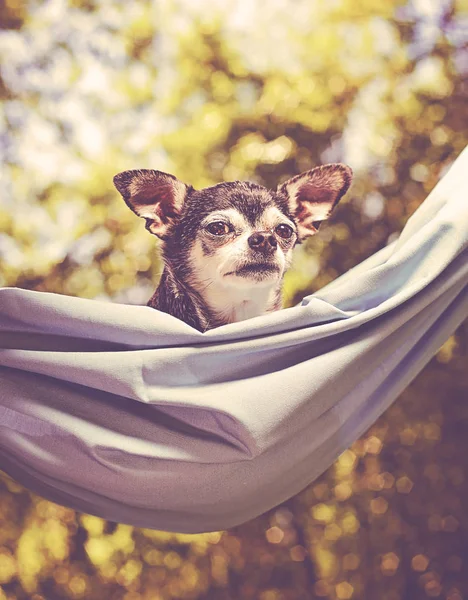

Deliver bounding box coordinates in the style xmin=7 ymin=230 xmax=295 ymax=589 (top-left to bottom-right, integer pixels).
xmin=0 ymin=0 xmax=466 ymax=598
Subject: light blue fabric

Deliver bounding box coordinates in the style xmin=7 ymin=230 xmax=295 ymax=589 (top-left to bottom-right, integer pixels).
xmin=0 ymin=148 xmax=467 ymax=534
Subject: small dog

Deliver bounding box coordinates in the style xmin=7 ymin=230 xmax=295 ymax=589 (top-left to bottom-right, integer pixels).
xmin=113 ymin=164 xmax=352 ymax=331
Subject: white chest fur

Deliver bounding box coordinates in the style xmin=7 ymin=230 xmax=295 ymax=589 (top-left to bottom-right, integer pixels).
xmin=203 ymin=281 xmax=278 ymax=324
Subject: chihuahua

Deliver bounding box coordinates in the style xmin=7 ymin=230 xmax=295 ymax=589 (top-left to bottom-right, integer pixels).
xmin=113 ymin=163 xmax=352 ymax=331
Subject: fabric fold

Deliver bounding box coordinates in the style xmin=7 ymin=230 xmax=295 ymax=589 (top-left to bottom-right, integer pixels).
xmin=0 ymin=146 xmax=467 ymax=533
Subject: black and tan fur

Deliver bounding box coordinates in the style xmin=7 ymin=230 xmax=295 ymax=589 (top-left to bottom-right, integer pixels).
xmin=113 ymin=164 xmax=352 ymax=331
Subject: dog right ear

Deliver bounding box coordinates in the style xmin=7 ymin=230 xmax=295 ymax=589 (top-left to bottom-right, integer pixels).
xmin=113 ymin=169 xmax=192 ymax=239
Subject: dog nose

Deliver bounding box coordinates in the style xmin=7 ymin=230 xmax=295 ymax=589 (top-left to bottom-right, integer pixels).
xmin=248 ymin=232 xmax=277 ymax=251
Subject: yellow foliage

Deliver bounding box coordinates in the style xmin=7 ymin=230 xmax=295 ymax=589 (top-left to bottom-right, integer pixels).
xmin=336 ymin=581 xmax=354 ymax=599
xmin=311 ymin=503 xmax=336 ymax=523
xmin=117 ymin=559 xmax=142 ymax=587
xmin=315 ymin=548 xmax=338 ymax=578
xmin=0 ymin=0 xmax=466 ymax=597
xmin=336 ymin=449 xmax=357 ymax=476
xmin=0 ymin=552 xmax=16 ymax=584
xmin=16 ymin=528 xmax=45 ymax=593
xmin=163 ymin=551 xmax=182 ymax=570
xmin=68 ymin=574 xmax=87 ymax=597
xmin=111 ymin=524 xmax=135 ymax=554
xmin=84 ymin=537 xmax=115 ymax=566
xmin=80 ymin=514 xmax=105 ymax=536
xmin=43 ymin=520 xmax=69 ymax=561
xmin=340 ymin=511 xmax=360 ymax=535
xmin=437 ymin=334 xmax=458 ymax=363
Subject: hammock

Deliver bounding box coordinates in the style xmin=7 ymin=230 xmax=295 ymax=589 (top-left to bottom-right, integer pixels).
xmin=0 ymin=147 xmax=467 ymax=534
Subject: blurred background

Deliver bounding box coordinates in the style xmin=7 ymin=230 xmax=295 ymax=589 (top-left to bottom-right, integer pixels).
xmin=0 ymin=0 xmax=467 ymax=598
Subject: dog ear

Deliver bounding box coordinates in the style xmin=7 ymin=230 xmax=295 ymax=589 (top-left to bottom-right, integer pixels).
xmin=113 ymin=169 xmax=192 ymax=238
xmin=278 ymin=164 xmax=352 ymax=240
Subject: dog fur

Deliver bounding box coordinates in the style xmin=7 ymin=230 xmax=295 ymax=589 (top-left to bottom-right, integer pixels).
xmin=113 ymin=164 xmax=352 ymax=331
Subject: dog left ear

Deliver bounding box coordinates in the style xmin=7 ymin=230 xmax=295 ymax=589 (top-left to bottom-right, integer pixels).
xmin=278 ymin=163 xmax=353 ymax=240
xmin=113 ymin=169 xmax=192 ymax=239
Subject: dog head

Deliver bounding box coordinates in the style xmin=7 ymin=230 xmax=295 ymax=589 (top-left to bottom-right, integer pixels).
xmin=113 ymin=164 xmax=352 ymax=301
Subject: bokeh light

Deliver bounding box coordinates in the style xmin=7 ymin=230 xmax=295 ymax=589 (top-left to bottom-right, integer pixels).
xmin=1 ymin=0 xmax=467 ymax=598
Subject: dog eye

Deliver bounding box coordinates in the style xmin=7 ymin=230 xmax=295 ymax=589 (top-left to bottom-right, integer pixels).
xmin=206 ymin=221 xmax=231 ymax=236
xmin=275 ymin=224 xmax=294 ymax=239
